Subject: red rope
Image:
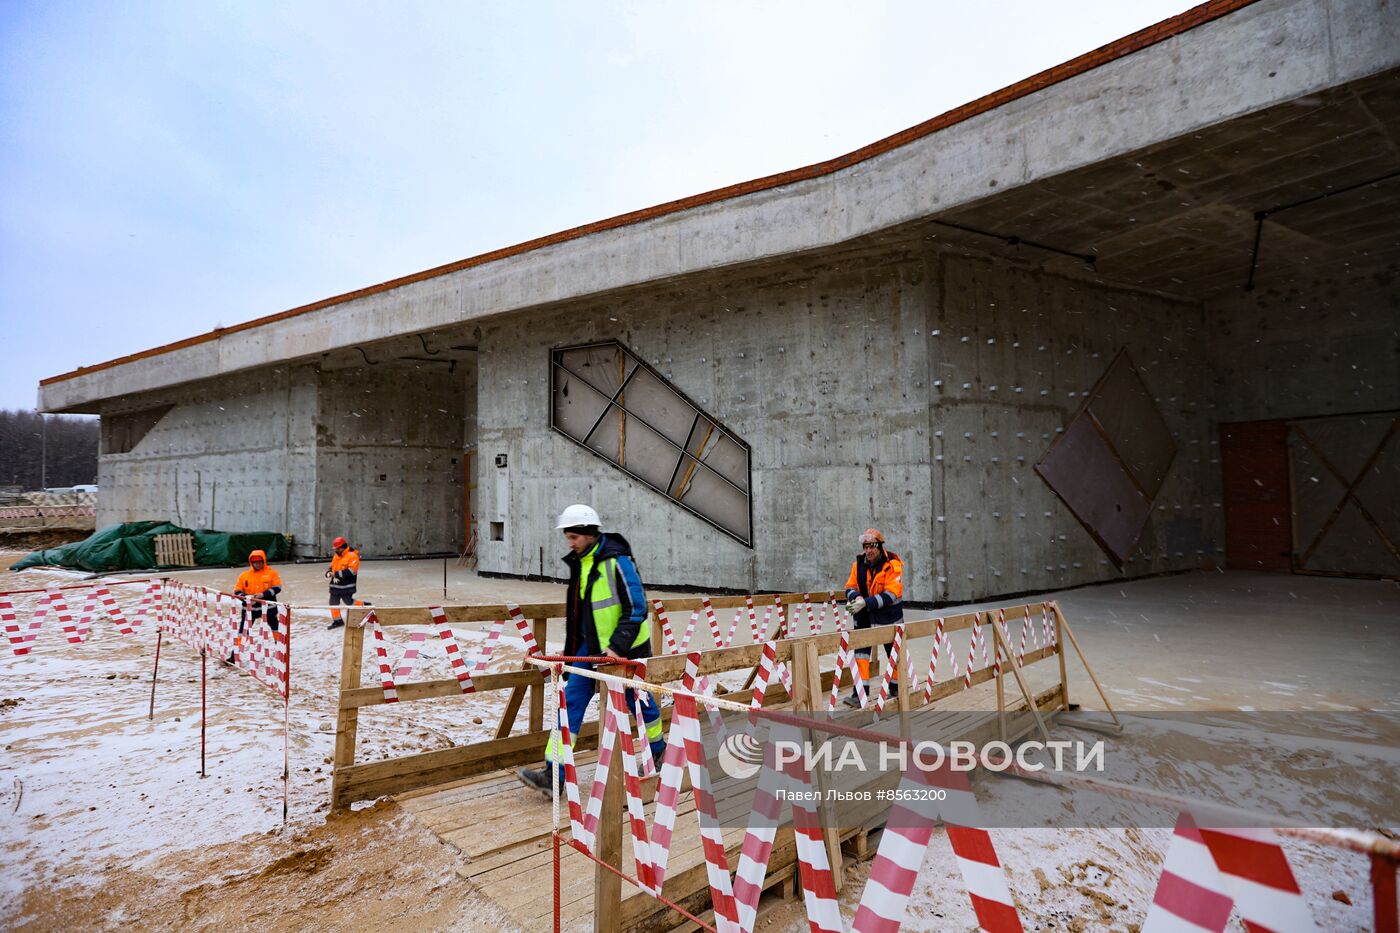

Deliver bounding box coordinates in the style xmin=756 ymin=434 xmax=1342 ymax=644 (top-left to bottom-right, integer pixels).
xmin=553 ymin=831 xmax=562 ymax=933
xmin=1375 ymin=852 xmax=1399 ymax=933
xmin=529 ymin=649 xmax=648 ymax=676
xmin=566 ymin=837 xmax=718 ymax=933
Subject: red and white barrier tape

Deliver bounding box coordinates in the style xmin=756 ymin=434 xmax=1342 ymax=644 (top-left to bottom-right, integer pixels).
xmin=703 ymin=598 xmax=722 ymax=648
xmin=851 ymin=755 xmax=1023 ymax=932
xmin=160 ymin=581 xmax=288 ymax=698
xmin=873 ymin=623 xmax=905 ymax=716
xmin=364 ymin=602 xmax=537 ymax=703
xmin=655 ymin=600 xmax=678 ymax=655
xmin=549 ymin=660 xmax=1025 ymax=933
xmin=1144 ymin=813 xmax=1316 ymax=932
xmin=679 ymin=609 xmax=699 ymax=652
xmin=3 ymin=579 xmax=160 ymax=655
xmin=922 ymin=618 xmax=947 ymax=703
xmin=964 ymin=621 xmax=982 ymax=690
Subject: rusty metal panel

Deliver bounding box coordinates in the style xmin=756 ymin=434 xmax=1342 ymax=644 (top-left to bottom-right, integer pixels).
xmin=1035 ymin=415 xmax=1152 ymax=566
xmin=1086 ymin=351 xmax=1176 ymax=498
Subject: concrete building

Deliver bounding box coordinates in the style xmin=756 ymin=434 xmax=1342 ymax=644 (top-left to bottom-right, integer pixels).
xmin=38 ymin=0 xmax=1400 ymax=601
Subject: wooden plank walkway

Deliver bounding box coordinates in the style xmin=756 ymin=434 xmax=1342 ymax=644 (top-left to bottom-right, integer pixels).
xmin=397 ymin=693 xmax=1060 ymax=931
xmin=397 ymin=752 xmax=801 ymax=932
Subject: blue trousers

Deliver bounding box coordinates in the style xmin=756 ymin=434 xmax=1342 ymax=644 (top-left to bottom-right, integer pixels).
xmin=548 ymin=641 xmax=665 ymax=764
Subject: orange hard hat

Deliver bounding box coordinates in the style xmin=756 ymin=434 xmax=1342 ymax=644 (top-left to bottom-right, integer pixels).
xmin=332 ymin=536 xmax=347 ymax=549
xmin=860 ymin=528 xmax=885 ymax=545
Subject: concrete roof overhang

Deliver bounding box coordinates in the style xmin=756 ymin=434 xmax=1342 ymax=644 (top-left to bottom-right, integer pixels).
xmin=927 ymin=66 xmax=1400 ymax=299
xmin=39 ymin=0 xmax=1400 ymax=413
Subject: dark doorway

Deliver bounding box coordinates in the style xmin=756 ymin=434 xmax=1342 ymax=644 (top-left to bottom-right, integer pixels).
xmin=1220 ymin=420 xmax=1292 ymax=572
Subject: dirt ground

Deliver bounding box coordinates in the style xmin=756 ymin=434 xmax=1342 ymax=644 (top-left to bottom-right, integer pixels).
xmin=0 ymin=528 xmax=92 ymax=551
xmin=1 ymin=553 xmax=1396 ymax=930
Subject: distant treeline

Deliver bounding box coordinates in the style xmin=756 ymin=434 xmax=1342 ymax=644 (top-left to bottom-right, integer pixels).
xmin=0 ymin=409 xmax=99 ymax=489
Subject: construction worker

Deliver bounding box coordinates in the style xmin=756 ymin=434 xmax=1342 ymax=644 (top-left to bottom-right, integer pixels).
xmin=518 ymin=504 xmax=665 ymax=796
xmin=842 ymin=528 xmax=904 ymax=708
xmin=325 ymin=535 xmax=363 ymax=630
xmin=229 ymin=549 xmax=282 ymax=664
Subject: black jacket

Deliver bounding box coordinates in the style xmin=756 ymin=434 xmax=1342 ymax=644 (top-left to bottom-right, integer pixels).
xmin=561 ymin=533 xmax=651 ymax=660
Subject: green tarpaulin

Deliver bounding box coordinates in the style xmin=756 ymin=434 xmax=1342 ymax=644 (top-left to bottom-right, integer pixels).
xmin=9 ymin=522 xmax=290 ymax=573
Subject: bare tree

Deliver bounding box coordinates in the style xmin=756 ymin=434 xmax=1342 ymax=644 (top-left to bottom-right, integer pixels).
xmin=0 ymin=410 xmax=98 ymax=490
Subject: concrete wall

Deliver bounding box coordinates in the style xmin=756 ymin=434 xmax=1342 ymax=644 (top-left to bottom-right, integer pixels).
xmin=314 ymin=363 xmax=465 ymax=555
xmin=476 ymin=244 xmax=1218 ymax=602
xmin=97 ymin=361 xmax=466 ymax=557
xmin=933 ymin=254 xmax=1217 ymax=600
xmin=1208 ymin=272 xmax=1400 ymax=423
xmin=98 ymin=366 xmax=318 ymax=542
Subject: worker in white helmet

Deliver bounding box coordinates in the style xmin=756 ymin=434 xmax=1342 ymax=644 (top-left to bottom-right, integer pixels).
xmin=519 ymin=504 xmax=665 ymax=795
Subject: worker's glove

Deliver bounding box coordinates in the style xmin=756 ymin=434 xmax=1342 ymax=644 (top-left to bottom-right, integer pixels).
xmin=325 ymin=568 xmax=333 ymax=579
xmin=259 ymin=590 xmax=276 ymax=601
xmin=233 ymin=589 xmax=246 ymax=597
xmin=847 ymin=597 xmax=866 ymax=615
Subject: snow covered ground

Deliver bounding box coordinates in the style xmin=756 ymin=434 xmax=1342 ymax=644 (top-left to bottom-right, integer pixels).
xmin=1 ymin=557 xmax=1395 ymax=930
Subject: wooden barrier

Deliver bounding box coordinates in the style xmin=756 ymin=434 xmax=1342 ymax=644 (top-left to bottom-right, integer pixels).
xmin=330 ymin=593 xmax=1118 ymax=931
xmin=330 ymin=593 xmax=1115 ymax=805
xmin=331 ymin=592 xmax=842 ymax=809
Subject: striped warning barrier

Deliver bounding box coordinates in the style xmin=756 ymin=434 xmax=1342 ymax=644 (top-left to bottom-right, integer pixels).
xmin=367 ymin=611 xmax=399 ymax=702
xmin=2 ymin=579 xmax=161 ymax=655
xmin=364 ymin=603 xmax=539 ymax=702
xmin=964 ymin=620 xmax=983 ymax=690
xmin=750 ymin=640 xmax=781 ymax=710
xmin=0 ymin=596 xmax=33 ymax=654
xmin=873 ymin=623 xmax=905 ymax=716
xmin=828 ymin=627 xmax=854 ymax=712
xmin=530 ymin=637 xmax=1376 ymax=933
xmin=159 ymin=580 xmax=289 ymax=698
xmin=655 ymin=600 xmax=678 ymax=654
xmin=1144 ymin=812 xmax=1317 ymax=932
xmin=547 ymin=659 xmax=1024 ymax=933
xmin=851 ymin=754 xmax=1023 ymax=932
xmin=922 ymin=618 xmax=948 ymax=703
xmin=430 ymin=606 xmax=477 ymax=694
xmin=679 ymin=609 xmax=699 ymax=652
xmin=703 ymin=598 xmax=723 ymax=648
xmin=731 ymin=724 xmax=843 ymax=933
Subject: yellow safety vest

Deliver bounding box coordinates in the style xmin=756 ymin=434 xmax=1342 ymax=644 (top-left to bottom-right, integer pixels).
xmin=578 ymin=543 xmax=649 ymax=652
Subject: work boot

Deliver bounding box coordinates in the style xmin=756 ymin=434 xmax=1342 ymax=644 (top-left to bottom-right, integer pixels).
xmin=516 ymin=765 xmax=560 ymax=798
xmin=841 ymin=691 xmax=862 ymax=709
xmin=327 ymin=619 xmax=344 ymax=630
xmin=224 ymin=653 xmax=237 ymax=666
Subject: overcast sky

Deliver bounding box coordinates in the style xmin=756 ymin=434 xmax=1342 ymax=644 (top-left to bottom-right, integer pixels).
xmin=0 ymin=1 xmax=1195 ymax=413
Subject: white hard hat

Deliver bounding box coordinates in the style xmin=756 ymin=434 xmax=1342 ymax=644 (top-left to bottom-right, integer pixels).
xmin=556 ymin=503 xmax=602 ymax=529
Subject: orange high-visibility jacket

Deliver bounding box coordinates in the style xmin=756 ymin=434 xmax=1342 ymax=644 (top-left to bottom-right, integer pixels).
xmin=329 ymin=547 xmax=361 ymax=591
xmin=236 ymin=550 xmax=283 ymax=599
xmin=844 ymin=550 xmax=904 ymax=627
